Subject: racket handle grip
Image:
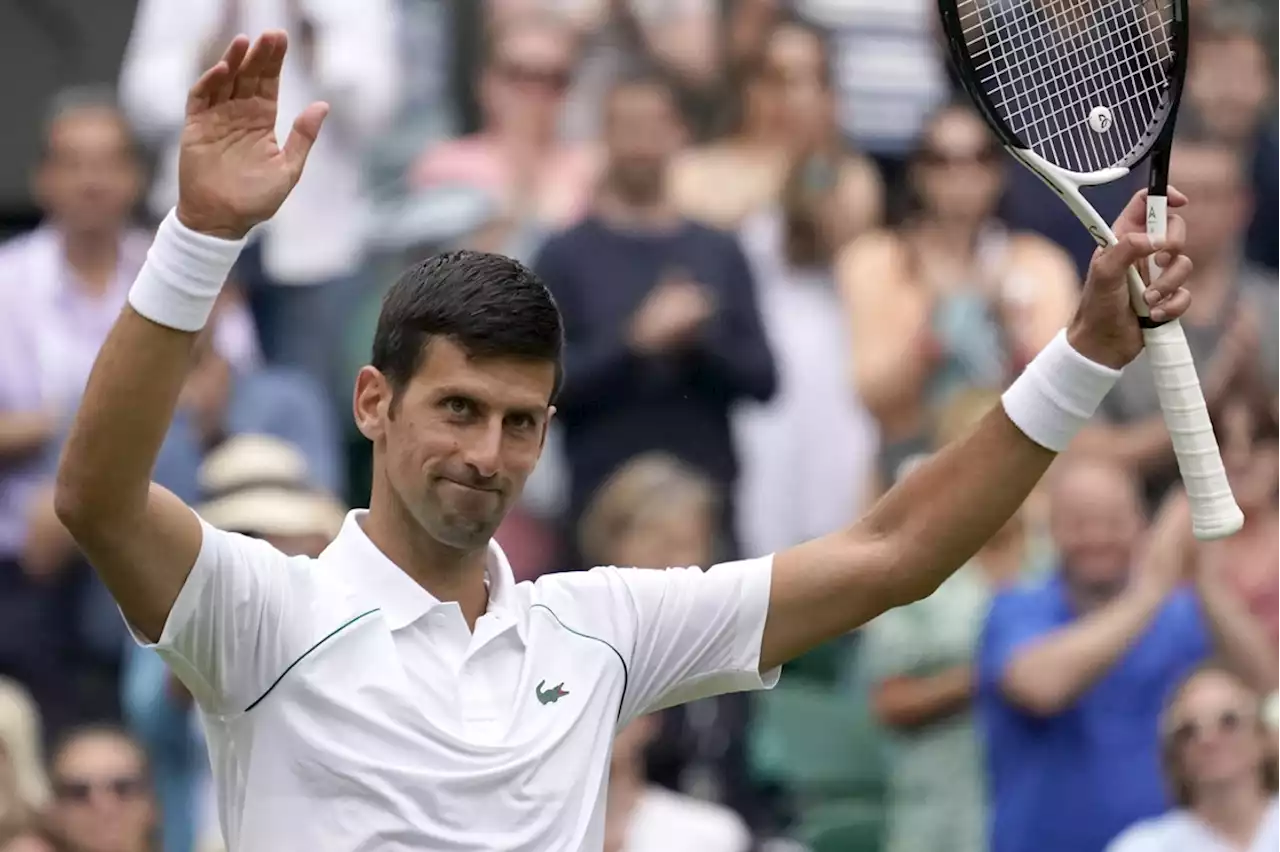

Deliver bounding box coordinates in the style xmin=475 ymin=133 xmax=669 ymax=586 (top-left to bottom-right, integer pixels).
xmin=1141 ymin=320 xmax=1244 ymax=540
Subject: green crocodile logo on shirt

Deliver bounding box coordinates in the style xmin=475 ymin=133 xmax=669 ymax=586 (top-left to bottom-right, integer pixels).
xmin=536 ymin=680 xmax=569 ymax=705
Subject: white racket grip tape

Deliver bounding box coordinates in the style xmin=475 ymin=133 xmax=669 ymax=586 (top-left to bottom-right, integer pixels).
xmin=1146 ymin=194 xmax=1168 ymax=285
xmin=1142 ymin=320 xmax=1244 ymax=540
xmin=128 ymin=210 xmax=247 ymax=332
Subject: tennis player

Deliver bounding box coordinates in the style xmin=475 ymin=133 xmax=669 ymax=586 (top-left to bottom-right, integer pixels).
xmin=55 ymin=32 xmax=1196 ymax=852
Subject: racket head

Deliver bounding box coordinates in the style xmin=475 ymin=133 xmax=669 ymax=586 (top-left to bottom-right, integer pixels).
xmin=938 ymin=0 xmax=1190 ymax=179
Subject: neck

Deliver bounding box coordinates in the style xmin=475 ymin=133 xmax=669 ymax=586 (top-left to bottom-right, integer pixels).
xmin=1193 ymin=779 xmax=1270 ymax=844
xmin=364 ymin=470 xmax=490 ymax=629
xmin=61 ymin=227 xmax=121 ymax=294
xmin=916 ymin=217 xmax=983 ymax=257
xmin=595 ymin=187 xmax=679 ymax=231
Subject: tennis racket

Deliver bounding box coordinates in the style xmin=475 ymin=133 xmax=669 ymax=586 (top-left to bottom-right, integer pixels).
xmin=938 ymin=0 xmax=1243 ymax=540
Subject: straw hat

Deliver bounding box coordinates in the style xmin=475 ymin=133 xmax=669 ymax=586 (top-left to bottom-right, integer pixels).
xmin=196 ymin=434 xmax=346 ymax=540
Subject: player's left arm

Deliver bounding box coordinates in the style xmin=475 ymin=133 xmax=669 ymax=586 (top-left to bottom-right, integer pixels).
xmin=760 ymin=190 xmax=1191 ymax=673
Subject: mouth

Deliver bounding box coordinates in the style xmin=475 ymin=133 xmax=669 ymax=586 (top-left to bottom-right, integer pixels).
xmin=439 ymin=477 xmax=500 ymax=495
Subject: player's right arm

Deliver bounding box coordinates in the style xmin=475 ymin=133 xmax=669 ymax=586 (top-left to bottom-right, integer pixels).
xmin=54 ymin=32 xmax=326 ymax=651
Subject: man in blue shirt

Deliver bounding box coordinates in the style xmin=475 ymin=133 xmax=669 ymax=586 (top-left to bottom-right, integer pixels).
xmin=977 ymin=458 xmax=1275 ymax=852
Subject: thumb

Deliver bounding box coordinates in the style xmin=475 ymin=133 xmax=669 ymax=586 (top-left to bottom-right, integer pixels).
xmin=281 ymin=101 xmax=329 ymax=178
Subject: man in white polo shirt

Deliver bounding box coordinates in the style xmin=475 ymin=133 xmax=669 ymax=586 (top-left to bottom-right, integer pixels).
xmin=53 ymin=31 xmax=1197 ymax=852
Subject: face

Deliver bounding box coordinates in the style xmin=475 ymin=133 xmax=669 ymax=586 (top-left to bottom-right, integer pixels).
xmin=604 ymin=83 xmax=683 ymax=205
xmin=1167 ymin=670 xmax=1266 ymax=798
xmin=608 ymin=496 xmax=715 ymax=569
xmin=1050 ymin=462 xmax=1143 ymax=599
xmin=913 ymin=109 xmax=1004 ymax=223
xmin=482 ymin=26 xmax=574 ymax=139
xmin=50 ymin=733 xmax=153 ymax=852
xmin=1168 ymin=144 xmax=1249 ymax=264
xmin=36 ymin=107 xmax=141 ymax=238
xmin=356 ymin=338 xmax=554 ymax=551
xmin=1188 ymin=36 xmax=1270 ymax=143
xmin=1218 ymin=397 xmax=1279 ymax=514
xmin=760 ymin=25 xmax=831 ymax=153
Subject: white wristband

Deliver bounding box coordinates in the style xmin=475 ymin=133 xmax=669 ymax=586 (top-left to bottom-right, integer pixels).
xmin=127 ymin=210 xmax=247 ymax=332
xmin=1002 ymin=330 xmax=1122 ymax=453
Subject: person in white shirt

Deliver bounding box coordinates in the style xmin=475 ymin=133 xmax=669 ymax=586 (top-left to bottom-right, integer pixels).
xmin=52 ymin=30 xmax=1197 ymax=852
xmin=604 ymin=713 xmax=750 ymax=852
xmin=1108 ymin=666 xmax=1279 ymax=852
xmin=118 ymin=0 xmax=399 ymax=399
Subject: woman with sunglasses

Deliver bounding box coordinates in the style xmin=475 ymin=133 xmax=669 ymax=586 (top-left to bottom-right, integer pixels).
xmin=46 ymin=726 xmax=156 ymax=852
xmin=1108 ymin=666 xmax=1278 ymax=852
xmin=839 ymin=102 xmax=1078 ymax=500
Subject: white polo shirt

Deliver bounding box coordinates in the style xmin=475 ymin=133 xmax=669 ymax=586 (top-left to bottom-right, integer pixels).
xmin=136 ymin=510 xmax=779 ymax=852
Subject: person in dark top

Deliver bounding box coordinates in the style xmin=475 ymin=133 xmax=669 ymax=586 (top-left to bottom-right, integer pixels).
xmin=534 ymin=74 xmax=777 ymax=561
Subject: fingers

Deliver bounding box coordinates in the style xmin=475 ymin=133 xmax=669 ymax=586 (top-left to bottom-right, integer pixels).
xmin=281 ymin=102 xmax=330 ymax=179
xmin=1114 ymin=186 xmax=1190 ymax=236
xmin=257 ymin=30 xmax=289 ymax=101
xmin=1151 ymin=212 xmax=1187 ymax=271
xmin=232 ymin=31 xmax=285 ymax=101
xmin=1141 ymin=251 xmax=1193 ymax=322
xmin=187 ymin=35 xmax=249 ymax=113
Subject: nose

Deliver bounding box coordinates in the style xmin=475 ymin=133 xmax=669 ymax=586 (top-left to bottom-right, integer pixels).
xmin=459 ymin=417 xmax=504 ymax=481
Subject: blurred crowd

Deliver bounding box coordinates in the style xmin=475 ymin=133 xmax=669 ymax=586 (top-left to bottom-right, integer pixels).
xmin=0 ymin=1 xmax=1277 ymax=851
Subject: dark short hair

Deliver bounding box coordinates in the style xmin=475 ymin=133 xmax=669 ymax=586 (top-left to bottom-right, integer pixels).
xmin=371 ymin=250 xmax=564 ymax=404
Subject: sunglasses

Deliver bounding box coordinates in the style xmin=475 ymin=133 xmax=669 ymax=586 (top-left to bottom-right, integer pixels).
xmin=918 ymin=148 xmax=1002 ymax=168
xmin=53 ymin=775 xmax=146 ymax=804
xmin=1170 ymin=709 xmax=1246 ymax=748
xmin=494 ymin=60 xmax=571 ymax=93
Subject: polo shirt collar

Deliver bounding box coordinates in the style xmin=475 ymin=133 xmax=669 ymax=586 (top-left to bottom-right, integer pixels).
xmin=323 ymin=510 xmax=522 ymax=638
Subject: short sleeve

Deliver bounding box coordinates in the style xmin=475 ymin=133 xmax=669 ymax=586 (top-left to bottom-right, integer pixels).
xmin=617 ymin=556 xmax=778 ymax=722
xmin=977 ymin=590 xmax=1056 ymax=697
xmin=551 ymin=556 xmax=778 ymax=725
xmin=128 ymin=516 xmax=320 ymax=718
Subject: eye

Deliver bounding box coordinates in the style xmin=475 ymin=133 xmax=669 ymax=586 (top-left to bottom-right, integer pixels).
xmin=441 ymin=397 xmax=475 ymax=418
xmin=507 ymin=413 xmax=538 ymax=432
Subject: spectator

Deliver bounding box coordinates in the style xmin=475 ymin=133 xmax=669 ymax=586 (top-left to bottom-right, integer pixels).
xmin=410 ymin=11 xmax=598 ymax=262
xmin=1198 ymin=373 xmax=1279 ymax=652
xmin=123 ymin=434 xmax=344 ymax=852
xmin=0 ymin=679 xmax=48 ymax=836
xmin=534 ymin=75 xmax=776 ymax=560
xmin=1079 ymin=135 xmax=1279 ymax=509
xmin=733 ymin=33 xmax=883 ymax=554
xmin=861 ymin=389 xmax=1052 ymax=852
xmin=0 ymin=88 xmax=258 ymax=740
xmin=840 ymin=102 xmax=1077 ymax=497
xmin=119 ymin=0 xmax=400 ymax=399
xmin=674 ymin=19 xmax=881 ymax=232
xmin=605 ymin=713 xmax=750 ymax=852
xmin=1107 ymin=666 xmax=1278 ymax=852
xmin=578 ymin=454 xmax=764 ymax=835
xmin=978 ymin=460 xmax=1277 ymax=852
xmin=46 ymin=726 xmax=156 ymax=852
xmin=487 ymin=0 xmax=725 ymax=143
xmin=1185 ymin=2 xmax=1277 ymax=271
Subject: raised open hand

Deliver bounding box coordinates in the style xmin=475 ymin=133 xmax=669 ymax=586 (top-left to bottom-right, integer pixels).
xmin=176 ymin=31 xmax=329 ymax=240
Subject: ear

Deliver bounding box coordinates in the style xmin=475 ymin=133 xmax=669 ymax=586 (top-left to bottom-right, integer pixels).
xmin=538 ymin=405 xmax=556 ymax=452
xmin=353 ymin=366 xmax=392 ymax=442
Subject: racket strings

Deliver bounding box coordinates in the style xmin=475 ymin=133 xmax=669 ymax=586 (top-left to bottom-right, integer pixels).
xmin=957 ymin=0 xmax=1175 ymax=173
